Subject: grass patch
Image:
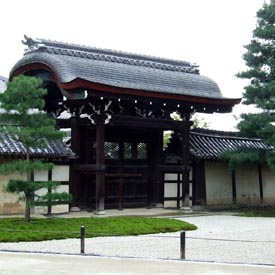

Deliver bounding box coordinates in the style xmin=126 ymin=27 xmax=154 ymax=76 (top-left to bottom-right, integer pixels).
xmin=0 ymin=217 xmax=196 ymax=242
xmin=234 ymin=207 xmax=275 ymax=217
xmin=208 ymin=206 xmax=275 ymax=217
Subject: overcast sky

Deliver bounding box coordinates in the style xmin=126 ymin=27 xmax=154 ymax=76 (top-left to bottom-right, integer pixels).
xmin=0 ymin=0 xmax=265 ymax=130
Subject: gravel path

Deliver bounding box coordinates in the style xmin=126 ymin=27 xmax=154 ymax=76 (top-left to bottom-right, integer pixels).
xmin=1 ymin=215 xmax=275 ymax=265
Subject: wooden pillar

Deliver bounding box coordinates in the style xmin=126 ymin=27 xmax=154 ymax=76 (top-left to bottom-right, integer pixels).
xmin=69 ymin=117 xmax=81 ymax=210
xmin=118 ymin=140 xmax=124 ymax=210
xmin=95 ymin=123 xmax=106 ymax=214
xmin=152 ymin=130 xmax=163 ymax=207
xmin=232 ymin=170 xmax=237 ymax=204
xmin=181 ymin=120 xmax=191 ymax=208
xmin=192 ymin=160 xmax=207 ymax=206
xmin=258 ymin=164 xmax=263 ymax=204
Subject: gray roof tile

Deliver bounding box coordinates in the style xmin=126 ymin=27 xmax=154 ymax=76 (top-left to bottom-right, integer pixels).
xmin=190 ymin=129 xmax=270 ymax=159
xmin=166 ymin=128 xmax=270 ymax=160
xmin=10 ymin=36 xmax=239 ymax=102
xmin=0 ymin=126 xmax=71 ymax=159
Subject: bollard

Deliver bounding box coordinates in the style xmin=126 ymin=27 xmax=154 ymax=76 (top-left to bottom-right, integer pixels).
xmin=80 ymin=226 xmax=85 ymax=254
xmin=180 ymin=231 xmax=186 ymax=259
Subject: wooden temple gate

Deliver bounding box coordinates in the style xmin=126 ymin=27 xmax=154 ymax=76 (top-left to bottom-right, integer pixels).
xmin=9 ymin=36 xmax=240 ymax=213
xmin=66 ymin=97 xmax=193 ymax=213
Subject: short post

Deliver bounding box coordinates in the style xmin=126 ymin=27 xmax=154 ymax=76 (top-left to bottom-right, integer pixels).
xmin=180 ymin=231 xmax=186 ymax=260
xmin=80 ymin=226 xmax=85 ymax=254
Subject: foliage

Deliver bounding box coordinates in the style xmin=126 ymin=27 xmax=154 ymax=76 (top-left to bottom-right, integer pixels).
xmin=35 ymin=182 xmax=72 ymax=215
xmin=225 ymin=1 xmax=275 ymax=170
xmin=6 ymin=180 xmax=46 ymax=199
xmin=0 ymin=217 xmax=197 ymax=242
xmin=191 ymin=114 xmax=209 ymax=129
xmin=163 ymin=113 xmax=209 ymax=148
xmin=0 ymin=160 xmax=53 ymax=175
xmin=163 ymin=131 xmax=172 ymax=149
xmin=0 ymin=75 xmax=68 ymax=222
xmin=221 ymin=148 xmax=267 ymax=171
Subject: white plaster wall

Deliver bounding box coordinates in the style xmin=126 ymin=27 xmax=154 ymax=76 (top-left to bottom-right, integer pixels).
xmin=34 ymin=165 xmax=70 ymax=182
xmin=205 ymin=161 xmax=232 ymax=205
xmin=164 ymin=173 xmax=180 ymax=208
xmin=34 ymin=170 xmax=48 ymax=181
xmin=262 ymin=165 xmax=275 ymax=204
xmin=34 ymin=165 xmax=70 ymax=214
xmin=52 ymin=165 xmax=69 ymax=181
xmin=0 ymin=173 xmax=26 ymax=215
xmin=35 ymin=184 xmax=69 ymax=214
xmin=0 ymin=165 xmax=70 ymax=215
xmin=235 ymin=164 xmax=260 ymax=204
xmin=164 ymin=173 xmax=192 ymax=208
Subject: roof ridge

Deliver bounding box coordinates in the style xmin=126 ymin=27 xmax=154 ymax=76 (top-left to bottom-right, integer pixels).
xmin=22 ymin=35 xmax=199 ymax=74
xmin=190 ymin=128 xmax=262 ymax=142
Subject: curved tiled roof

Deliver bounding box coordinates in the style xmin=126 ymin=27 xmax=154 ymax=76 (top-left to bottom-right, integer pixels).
xmin=10 ymin=36 xmax=240 ymax=104
xmin=0 ymin=126 xmax=71 ymax=159
xmin=190 ymin=129 xmax=270 ymax=159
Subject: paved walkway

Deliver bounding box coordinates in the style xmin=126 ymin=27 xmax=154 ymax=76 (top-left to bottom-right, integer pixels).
xmin=0 ymin=252 xmax=275 ymax=275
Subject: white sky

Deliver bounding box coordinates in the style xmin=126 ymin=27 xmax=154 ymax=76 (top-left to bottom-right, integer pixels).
xmin=0 ymin=0 xmax=265 ymax=130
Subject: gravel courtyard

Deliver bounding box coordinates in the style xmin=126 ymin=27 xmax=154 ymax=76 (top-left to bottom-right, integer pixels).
xmin=0 ymin=215 xmax=275 ymax=265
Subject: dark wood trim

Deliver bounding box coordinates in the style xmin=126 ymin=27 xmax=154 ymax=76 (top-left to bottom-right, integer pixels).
xmin=95 ymin=123 xmax=106 ymax=213
xmin=258 ymin=164 xmax=263 ymax=204
xmin=232 ymin=170 xmax=237 ymax=204
xmin=181 ymin=119 xmax=191 ymax=208
xmin=69 ymin=117 xmax=81 ymax=207
xmin=192 ymin=160 xmax=207 ymax=206
xmin=177 ymin=172 xmax=181 ymax=208
xmin=47 ymin=169 xmax=53 ymax=215
xmin=152 ymin=130 xmax=163 ymax=205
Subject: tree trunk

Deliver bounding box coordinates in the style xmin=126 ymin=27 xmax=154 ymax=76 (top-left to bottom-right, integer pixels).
xmin=25 ymin=195 xmax=31 ymax=222
xmin=47 ymin=185 xmax=52 ymax=216
xmin=25 ymin=146 xmax=31 ymax=222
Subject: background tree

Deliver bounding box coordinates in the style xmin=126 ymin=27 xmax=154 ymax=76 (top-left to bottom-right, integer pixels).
xmin=0 ymin=75 xmax=71 ymax=221
xmin=163 ymin=113 xmax=209 ymax=148
xmin=224 ymin=0 xmax=275 ymax=170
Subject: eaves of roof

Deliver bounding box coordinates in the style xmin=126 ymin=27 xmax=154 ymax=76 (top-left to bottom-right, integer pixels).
xmin=0 ymin=129 xmax=71 ymax=160
xmin=189 ymin=129 xmax=270 ymax=160
xmin=10 ymin=36 xmax=241 ymax=110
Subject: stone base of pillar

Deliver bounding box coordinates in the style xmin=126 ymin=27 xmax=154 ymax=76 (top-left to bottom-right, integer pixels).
xmin=94 ymin=210 xmax=106 ymax=215
xmin=155 ymin=203 xmax=164 ymax=208
xmin=70 ymin=207 xmax=81 ymax=212
xmin=180 ymin=206 xmax=193 ymax=212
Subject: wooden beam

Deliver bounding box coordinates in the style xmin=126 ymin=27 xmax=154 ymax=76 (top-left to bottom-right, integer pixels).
xmin=258 ymin=164 xmax=263 ymax=204
xmin=95 ymin=123 xmax=106 ymax=214
xmin=152 ymin=130 xmax=163 ymax=206
xmin=192 ymin=160 xmax=207 ymax=206
xmin=232 ymin=170 xmax=237 ymax=204
xmin=180 ymin=121 xmax=191 ymax=208
xmin=69 ymin=117 xmax=81 ymax=208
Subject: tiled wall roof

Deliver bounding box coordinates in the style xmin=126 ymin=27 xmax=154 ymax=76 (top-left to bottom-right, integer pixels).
xmin=0 ymin=127 xmax=71 ymax=160
xmin=166 ymin=128 xmax=270 ymax=160
xmin=190 ymin=129 xmax=270 ymax=159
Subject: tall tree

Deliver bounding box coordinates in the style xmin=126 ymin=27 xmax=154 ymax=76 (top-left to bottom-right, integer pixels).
xmin=0 ymin=75 xmax=70 ymax=221
xmin=225 ymin=0 xmax=275 ymax=170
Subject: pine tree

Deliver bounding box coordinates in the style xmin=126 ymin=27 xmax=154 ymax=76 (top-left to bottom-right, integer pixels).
xmin=0 ymin=75 xmax=71 ymax=221
xmin=224 ymin=0 xmax=275 ymax=170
